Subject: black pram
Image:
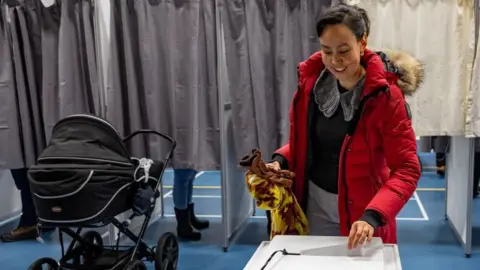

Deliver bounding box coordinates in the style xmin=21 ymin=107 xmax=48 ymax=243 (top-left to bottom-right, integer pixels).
xmin=27 ymin=114 xmax=179 ymax=270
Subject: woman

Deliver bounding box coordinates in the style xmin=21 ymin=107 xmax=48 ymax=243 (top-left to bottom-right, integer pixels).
xmin=267 ymin=4 xmax=422 ymax=249
xmin=173 ymin=169 xmax=209 ymax=241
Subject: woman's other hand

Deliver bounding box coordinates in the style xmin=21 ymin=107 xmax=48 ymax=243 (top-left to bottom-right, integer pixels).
xmin=348 ymin=220 xmax=374 ymax=249
xmin=266 ymin=161 xmax=281 ymax=171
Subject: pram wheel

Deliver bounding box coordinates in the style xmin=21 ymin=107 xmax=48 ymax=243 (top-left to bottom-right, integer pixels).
xmin=124 ymin=260 xmax=147 ymax=270
xmin=28 ymin=257 xmax=59 ymax=270
xmin=155 ymin=232 xmax=179 ymax=270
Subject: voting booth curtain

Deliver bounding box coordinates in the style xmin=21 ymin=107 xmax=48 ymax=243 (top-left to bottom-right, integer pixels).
xmin=0 ymin=3 xmax=44 ymax=169
xmin=106 ymin=0 xmax=220 ymax=171
xmin=219 ymin=0 xmax=334 ymax=157
xmin=349 ymin=0 xmax=477 ymax=137
xmin=0 ymin=0 xmax=99 ymax=170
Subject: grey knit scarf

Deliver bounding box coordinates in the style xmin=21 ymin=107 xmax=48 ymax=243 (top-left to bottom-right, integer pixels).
xmin=313 ymin=69 xmax=365 ymax=121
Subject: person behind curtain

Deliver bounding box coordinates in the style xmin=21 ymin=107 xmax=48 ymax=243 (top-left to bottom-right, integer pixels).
xmin=473 ymin=139 xmax=480 ymax=198
xmin=0 ymin=168 xmax=54 ymax=242
xmin=265 ymin=3 xmax=422 ymax=249
xmin=432 ymin=136 xmax=449 ymax=176
xmin=173 ymin=169 xmax=209 ymax=241
xmin=0 ymin=168 xmax=37 ymax=242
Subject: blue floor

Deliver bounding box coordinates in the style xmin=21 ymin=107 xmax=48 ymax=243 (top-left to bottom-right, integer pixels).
xmin=1 ymin=153 xmax=480 ymax=269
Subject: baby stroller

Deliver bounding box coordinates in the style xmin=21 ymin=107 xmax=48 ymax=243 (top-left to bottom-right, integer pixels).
xmin=27 ymin=114 xmax=179 ymax=270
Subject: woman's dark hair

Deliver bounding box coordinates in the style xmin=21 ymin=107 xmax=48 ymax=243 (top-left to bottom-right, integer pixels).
xmin=316 ymin=4 xmax=370 ymax=40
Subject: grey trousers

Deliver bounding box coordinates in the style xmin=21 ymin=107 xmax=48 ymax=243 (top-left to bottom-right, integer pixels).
xmin=306 ymin=181 xmax=341 ymax=236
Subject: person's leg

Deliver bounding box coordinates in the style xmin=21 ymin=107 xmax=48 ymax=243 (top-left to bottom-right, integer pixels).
xmin=436 ymin=152 xmax=446 ymax=176
xmin=187 ymin=171 xmax=209 ymax=230
xmin=186 ymin=172 xmax=194 ymax=206
xmin=266 ymin=210 xmax=272 ymax=237
xmin=173 ymin=169 xmax=201 ymax=241
xmin=173 ymin=169 xmax=192 ymax=210
xmin=1 ymin=168 xmax=38 ymax=242
xmin=306 ymin=182 xmax=341 ymax=236
xmin=473 ymin=153 xmax=480 ymax=198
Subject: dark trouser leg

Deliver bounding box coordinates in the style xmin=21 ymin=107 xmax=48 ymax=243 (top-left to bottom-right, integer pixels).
xmin=266 ymin=210 xmax=272 ymax=237
xmin=0 ymin=168 xmax=38 ymax=242
xmin=436 ymin=152 xmax=446 ymax=176
xmin=11 ymin=168 xmax=37 ymax=227
xmin=473 ymin=153 xmax=480 ymax=198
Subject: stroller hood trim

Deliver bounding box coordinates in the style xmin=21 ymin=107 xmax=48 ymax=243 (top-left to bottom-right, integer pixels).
xmin=39 ymin=114 xmax=132 ymax=166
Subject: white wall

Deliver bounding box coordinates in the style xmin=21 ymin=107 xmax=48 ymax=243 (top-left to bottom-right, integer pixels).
xmin=0 ymin=170 xmax=22 ymax=223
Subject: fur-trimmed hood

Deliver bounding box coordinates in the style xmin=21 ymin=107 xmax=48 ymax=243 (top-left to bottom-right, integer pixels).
xmin=381 ymin=50 xmax=425 ymax=95
xmin=298 ymin=49 xmax=425 ymax=97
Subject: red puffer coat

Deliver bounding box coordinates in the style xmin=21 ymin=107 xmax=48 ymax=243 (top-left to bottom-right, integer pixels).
xmin=275 ymin=49 xmax=423 ymax=243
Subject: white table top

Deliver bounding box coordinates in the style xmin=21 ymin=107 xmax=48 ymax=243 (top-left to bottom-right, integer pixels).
xmin=243 ymin=236 xmax=402 ymax=270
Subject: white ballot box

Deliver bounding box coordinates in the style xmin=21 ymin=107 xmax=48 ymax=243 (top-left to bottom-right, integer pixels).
xmin=243 ymin=236 xmax=402 ymax=270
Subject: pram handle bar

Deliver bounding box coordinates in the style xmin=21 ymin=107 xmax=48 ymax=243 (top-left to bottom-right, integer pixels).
xmin=123 ymin=129 xmax=177 ymax=158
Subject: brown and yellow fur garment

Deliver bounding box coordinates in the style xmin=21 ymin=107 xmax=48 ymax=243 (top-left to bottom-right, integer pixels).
xmin=239 ymin=149 xmax=308 ymax=239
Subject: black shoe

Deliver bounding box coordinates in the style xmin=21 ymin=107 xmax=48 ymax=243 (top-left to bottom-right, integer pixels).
xmin=437 ymin=166 xmax=445 ymax=176
xmin=0 ymin=225 xmax=39 ymax=242
xmin=174 ymin=207 xmax=201 ymax=241
xmin=188 ymin=203 xmax=209 ymax=230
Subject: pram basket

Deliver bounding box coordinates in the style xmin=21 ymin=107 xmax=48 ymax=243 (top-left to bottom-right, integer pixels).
xmin=27 ymin=114 xmax=179 ymax=270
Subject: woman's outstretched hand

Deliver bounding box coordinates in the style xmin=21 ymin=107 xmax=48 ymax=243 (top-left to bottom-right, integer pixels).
xmin=348 ymin=220 xmax=374 ymax=249
xmin=266 ymin=161 xmax=281 ymax=171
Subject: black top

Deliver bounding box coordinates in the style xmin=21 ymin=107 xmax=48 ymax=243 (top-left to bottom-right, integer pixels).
xmin=308 ymin=84 xmax=349 ymax=194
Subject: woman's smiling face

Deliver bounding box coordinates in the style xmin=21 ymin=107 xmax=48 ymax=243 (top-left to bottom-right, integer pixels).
xmin=319 ymin=24 xmax=366 ymax=83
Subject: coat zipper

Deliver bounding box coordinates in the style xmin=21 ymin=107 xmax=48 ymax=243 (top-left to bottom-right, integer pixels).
xmin=340 ymin=136 xmax=352 ymax=229
xmin=340 ymin=101 xmax=370 ymax=229
xmin=339 ymin=93 xmax=379 ymax=230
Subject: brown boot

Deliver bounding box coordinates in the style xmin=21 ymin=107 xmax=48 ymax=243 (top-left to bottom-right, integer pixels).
xmin=0 ymin=225 xmax=39 ymax=242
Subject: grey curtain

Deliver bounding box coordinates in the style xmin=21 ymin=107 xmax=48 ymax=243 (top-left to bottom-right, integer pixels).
xmin=0 ymin=1 xmax=44 ymax=169
xmin=0 ymin=0 xmax=100 ymax=169
xmin=40 ymin=0 xmax=100 ymax=138
xmin=107 ymin=0 xmax=220 ymax=170
xmin=220 ymin=0 xmax=333 ymax=157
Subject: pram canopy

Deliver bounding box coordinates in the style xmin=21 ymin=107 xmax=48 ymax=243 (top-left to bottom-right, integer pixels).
xmin=38 ymin=114 xmax=132 ymax=167
xmin=29 ymin=114 xmax=137 ymax=226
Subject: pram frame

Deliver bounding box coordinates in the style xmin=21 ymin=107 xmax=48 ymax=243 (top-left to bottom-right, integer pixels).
xmin=30 ymin=122 xmax=178 ymax=270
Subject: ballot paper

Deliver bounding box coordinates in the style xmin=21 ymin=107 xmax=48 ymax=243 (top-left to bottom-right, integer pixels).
xmin=249 ymin=236 xmax=386 ymax=270
xmin=300 ymin=237 xmax=384 ymax=258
